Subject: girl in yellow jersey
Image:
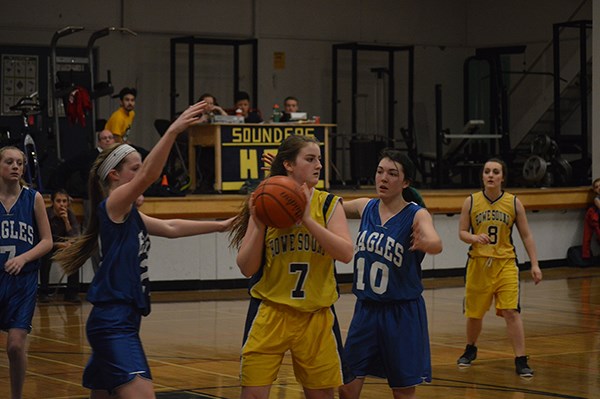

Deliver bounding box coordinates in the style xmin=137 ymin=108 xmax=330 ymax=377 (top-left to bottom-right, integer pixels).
xmin=229 ymin=135 xmax=354 ymax=399
xmin=457 ymin=158 xmax=543 ymax=378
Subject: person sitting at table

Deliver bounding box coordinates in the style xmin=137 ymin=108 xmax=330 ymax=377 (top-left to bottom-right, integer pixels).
xmin=197 ymin=93 xmax=227 ymax=123
xmin=188 ymin=94 xmax=227 ymax=192
xmin=280 ymin=96 xmax=299 ymax=122
xmin=233 ymin=91 xmax=262 ymax=123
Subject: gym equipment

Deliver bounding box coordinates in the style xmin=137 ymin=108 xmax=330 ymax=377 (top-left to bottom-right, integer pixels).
xmin=530 ymin=134 xmax=552 ymax=156
xmin=49 ymin=26 xmax=85 ymax=161
xmin=522 ymin=155 xmax=548 ymax=183
xmin=50 ymin=26 xmax=136 ymax=161
xmin=522 ymin=134 xmax=572 ymax=186
xmin=8 ymin=93 xmax=43 ymax=190
xmin=331 ymin=43 xmax=415 ymax=184
xmin=431 ymin=84 xmax=500 ymax=188
xmin=87 ymin=27 xmax=136 ymax=134
xmin=552 ymin=20 xmax=592 ymax=164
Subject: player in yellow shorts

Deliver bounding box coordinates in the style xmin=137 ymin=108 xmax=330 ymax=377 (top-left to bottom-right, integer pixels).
xmin=229 ymin=135 xmax=354 ymax=399
xmin=464 ymin=257 xmax=519 ymax=318
xmin=457 ymin=158 xmax=543 ymax=378
xmin=240 ymin=301 xmax=344 ymax=388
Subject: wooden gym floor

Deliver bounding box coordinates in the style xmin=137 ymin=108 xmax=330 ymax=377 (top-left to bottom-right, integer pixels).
xmin=0 ymin=266 xmax=598 ymax=399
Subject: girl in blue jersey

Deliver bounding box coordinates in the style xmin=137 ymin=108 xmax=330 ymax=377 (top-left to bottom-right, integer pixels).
xmin=0 ymin=146 xmax=52 ymax=399
xmin=339 ymin=149 xmax=442 ymax=399
xmin=54 ymin=102 xmax=233 ymax=399
xmin=229 ymin=134 xmax=354 ymax=399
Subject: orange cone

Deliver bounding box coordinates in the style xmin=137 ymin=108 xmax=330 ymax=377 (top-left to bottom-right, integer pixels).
xmin=161 ymin=174 xmax=169 ymax=187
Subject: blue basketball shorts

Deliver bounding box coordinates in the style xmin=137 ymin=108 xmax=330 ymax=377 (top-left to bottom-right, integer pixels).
xmin=0 ymin=270 xmax=37 ymax=332
xmin=343 ymin=297 xmax=432 ymax=388
xmin=83 ymin=303 xmax=152 ymax=394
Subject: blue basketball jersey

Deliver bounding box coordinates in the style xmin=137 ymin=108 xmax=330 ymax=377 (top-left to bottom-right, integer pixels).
xmin=0 ymin=187 xmax=40 ymax=274
xmin=86 ymin=201 xmax=151 ymax=316
xmin=353 ymin=199 xmax=425 ymax=302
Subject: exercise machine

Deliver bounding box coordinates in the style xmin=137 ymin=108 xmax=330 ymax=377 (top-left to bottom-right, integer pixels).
xmin=8 ymin=92 xmax=43 ymax=190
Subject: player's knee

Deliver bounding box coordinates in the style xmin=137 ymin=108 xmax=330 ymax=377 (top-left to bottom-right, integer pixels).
xmin=6 ymin=339 xmax=25 ymax=360
xmin=501 ymin=308 xmax=519 ymax=320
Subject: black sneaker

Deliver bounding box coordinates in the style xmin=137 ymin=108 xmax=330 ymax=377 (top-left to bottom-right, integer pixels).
xmin=457 ymin=344 xmax=478 ymax=367
xmin=515 ymin=356 xmax=534 ymax=378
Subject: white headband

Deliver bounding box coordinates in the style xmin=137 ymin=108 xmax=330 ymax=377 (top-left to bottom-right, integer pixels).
xmin=98 ymin=144 xmax=136 ymax=181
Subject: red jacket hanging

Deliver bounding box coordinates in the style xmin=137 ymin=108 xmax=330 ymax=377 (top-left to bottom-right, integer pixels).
xmin=66 ymin=86 xmax=92 ymax=127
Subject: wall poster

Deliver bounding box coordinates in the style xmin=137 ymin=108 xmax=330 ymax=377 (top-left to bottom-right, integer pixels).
xmin=1 ymin=54 xmax=38 ymax=116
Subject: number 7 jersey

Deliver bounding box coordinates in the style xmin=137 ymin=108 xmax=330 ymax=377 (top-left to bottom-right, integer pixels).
xmin=353 ymin=199 xmax=425 ymax=302
xmin=468 ymin=190 xmax=517 ymax=259
xmin=249 ymin=189 xmax=341 ymax=312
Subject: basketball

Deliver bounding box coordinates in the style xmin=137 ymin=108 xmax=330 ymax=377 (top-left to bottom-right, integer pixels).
xmin=252 ymin=175 xmax=307 ymax=228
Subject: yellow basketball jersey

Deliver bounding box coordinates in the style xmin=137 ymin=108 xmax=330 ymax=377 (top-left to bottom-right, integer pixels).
xmin=250 ymin=189 xmax=340 ymax=312
xmin=468 ymin=191 xmax=517 ymax=259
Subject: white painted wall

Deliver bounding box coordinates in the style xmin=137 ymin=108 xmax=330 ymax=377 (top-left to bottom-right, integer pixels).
xmin=48 ymin=207 xmax=589 ymax=287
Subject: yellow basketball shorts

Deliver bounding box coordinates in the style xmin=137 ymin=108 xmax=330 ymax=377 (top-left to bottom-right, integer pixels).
xmin=464 ymin=257 xmax=520 ymax=318
xmin=240 ymin=299 xmax=344 ymax=389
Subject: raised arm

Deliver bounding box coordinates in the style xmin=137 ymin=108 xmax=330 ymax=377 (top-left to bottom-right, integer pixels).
xmin=108 ymin=102 xmax=206 ymax=219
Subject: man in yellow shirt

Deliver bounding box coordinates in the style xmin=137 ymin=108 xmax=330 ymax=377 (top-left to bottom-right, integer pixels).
xmin=105 ymin=87 xmax=136 ymax=143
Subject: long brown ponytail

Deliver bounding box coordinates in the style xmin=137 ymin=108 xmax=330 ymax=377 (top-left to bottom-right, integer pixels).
xmin=53 ymin=144 xmax=125 ymax=275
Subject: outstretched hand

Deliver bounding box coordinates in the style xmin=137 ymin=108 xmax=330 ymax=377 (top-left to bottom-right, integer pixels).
xmin=166 ymin=101 xmax=207 ymax=136
xmin=219 ymin=217 xmax=236 ymax=232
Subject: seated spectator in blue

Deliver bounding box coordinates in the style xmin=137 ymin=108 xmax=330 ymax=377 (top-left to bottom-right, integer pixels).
xmin=234 ymin=91 xmax=262 ymax=123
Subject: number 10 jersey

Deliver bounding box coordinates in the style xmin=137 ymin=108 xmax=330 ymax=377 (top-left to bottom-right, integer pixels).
xmin=353 ymin=199 xmax=425 ymax=302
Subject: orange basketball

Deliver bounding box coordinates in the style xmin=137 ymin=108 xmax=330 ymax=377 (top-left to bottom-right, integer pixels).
xmin=252 ymin=175 xmax=307 ymax=228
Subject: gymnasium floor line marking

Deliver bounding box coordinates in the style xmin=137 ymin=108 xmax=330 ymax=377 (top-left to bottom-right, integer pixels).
xmin=0 ymin=362 xmax=82 ymax=387
xmin=432 ymin=377 xmax=587 ymax=399
xmin=149 ymin=358 xmax=240 ymax=380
